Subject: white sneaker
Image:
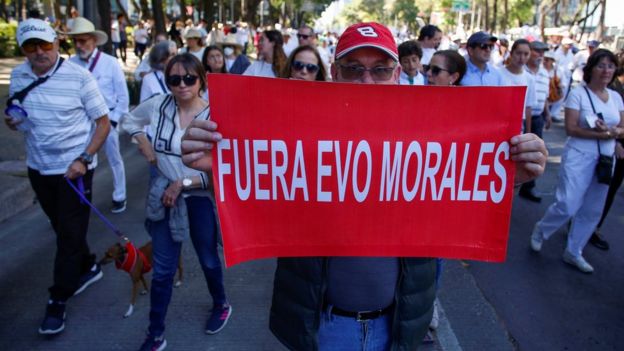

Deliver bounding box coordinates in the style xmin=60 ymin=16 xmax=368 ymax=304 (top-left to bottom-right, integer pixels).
xmin=530 ymin=225 xmax=543 ymax=252
xmin=562 ymin=251 xmax=594 ymax=273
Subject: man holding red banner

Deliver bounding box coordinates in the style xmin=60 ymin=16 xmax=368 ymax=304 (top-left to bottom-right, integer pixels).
xmin=181 ymin=22 xmax=547 ymax=351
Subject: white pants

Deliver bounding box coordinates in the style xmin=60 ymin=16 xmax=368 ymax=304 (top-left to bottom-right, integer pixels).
xmin=105 ymin=125 xmax=126 ymax=202
xmin=536 ymin=145 xmax=609 ymax=257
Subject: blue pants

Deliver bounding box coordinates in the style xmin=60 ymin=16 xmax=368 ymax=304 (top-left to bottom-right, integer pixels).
xmin=318 ymin=306 xmax=392 ymax=351
xmin=147 ymin=196 xmax=226 ymax=337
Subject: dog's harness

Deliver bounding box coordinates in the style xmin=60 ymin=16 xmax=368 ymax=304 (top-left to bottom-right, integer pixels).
xmin=115 ymin=242 xmax=152 ymax=274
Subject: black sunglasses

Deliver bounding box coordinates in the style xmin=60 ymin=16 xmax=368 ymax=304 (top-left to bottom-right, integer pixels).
xmin=297 ymin=34 xmax=311 ymax=40
xmin=166 ymin=74 xmax=199 ymax=87
xmin=337 ymin=63 xmax=396 ymax=82
xmin=476 ymin=43 xmax=494 ymax=50
xmin=426 ymin=65 xmax=450 ymax=76
xmin=292 ymin=60 xmax=319 ymax=73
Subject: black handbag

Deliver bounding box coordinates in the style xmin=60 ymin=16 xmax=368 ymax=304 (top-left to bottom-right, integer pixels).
xmin=584 ymin=87 xmax=614 ymax=185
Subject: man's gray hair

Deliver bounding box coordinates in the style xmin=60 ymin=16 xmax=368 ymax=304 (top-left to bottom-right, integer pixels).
xmin=149 ymin=40 xmax=177 ymax=70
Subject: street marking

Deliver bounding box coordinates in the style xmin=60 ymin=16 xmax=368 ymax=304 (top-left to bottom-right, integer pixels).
xmin=437 ymin=299 xmax=463 ymax=351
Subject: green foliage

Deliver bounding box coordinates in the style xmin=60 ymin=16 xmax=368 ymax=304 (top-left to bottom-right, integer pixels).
xmin=508 ymin=0 xmax=533 ymax=27
xmin=0 ymin=21 xmax=19 ymax=58
xmin=391 ymin=0 xmax=420 ymax=33
xmin=342 ymin=0 xmax=387 ymax=23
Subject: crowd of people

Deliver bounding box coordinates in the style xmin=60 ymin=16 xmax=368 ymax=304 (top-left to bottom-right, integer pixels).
xmin=3 ymin=8 xmax=623 ymax=351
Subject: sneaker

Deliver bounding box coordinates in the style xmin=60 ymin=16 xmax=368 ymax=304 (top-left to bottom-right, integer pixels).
xmin=562 ymin=251 xmax=594 ymax=273
xmin=530 ymin=225 xmax=544 ymax=252
xmin=205 ymin=304 xmax=232 ymax=334
xmin=38 ymin=300 xmax=66 ymax=335
xmin=138 ymin=335 xmax=167 ymax=351
xmin=73 ymin=264 xmax=103 ymax=297
xmin=589 ymin=231 xmax=609 ymax=251
xmin=111 ymin=200 xmax=127 ymax=214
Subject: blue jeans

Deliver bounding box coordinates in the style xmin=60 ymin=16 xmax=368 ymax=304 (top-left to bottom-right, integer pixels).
xmin=318 ymin=306 xmax=392 ymax=351
xmin=147 ymin=196 xmax=226 ymax=337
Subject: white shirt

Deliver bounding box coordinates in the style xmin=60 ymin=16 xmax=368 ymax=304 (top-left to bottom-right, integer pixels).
xmin=69 ymin=49 xmax=129 ymax=122
xmin=243 ymin=60 xmax=276 ymax=78
xmin=9 ymin=56 xmax=109 ymax=174
xmin=140 ymin=70 xmax=170 ymax=103
xmin=554 ymin=47 xmax=574 ymax=75
xmin=399 ymin=71 xmax=425 ymax=85
xmin=525 ymin=65 xmax=550 ymax=115
xmin=565 ymin=86 xmax=624 ymax=155
xmin=572 ymin=50 xmax=590 ymax=83
xmin=134 ymin=56 xmax=152 ymax=81
xmin=179 ymin=46 xmax=205 ymax=62
xmin=121 ymin=94 xmax=210 ymax=191
xmin=134 ymin=28 xmax=149 ymax=44
xmin=111 ymin=20 xmax=120 ymax=43
xmin=500 ymin=66 xmax=537 ymax=115
xmin=421 ymin=48 xmax=436 ymax=65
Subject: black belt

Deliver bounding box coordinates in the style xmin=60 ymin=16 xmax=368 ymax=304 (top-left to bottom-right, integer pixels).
xmin=329 ymin=304 xmax=393 ymax=321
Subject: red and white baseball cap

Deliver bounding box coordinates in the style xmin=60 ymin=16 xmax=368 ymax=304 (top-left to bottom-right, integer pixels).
xmin=335 ymin=22 xmax=398 ymax=62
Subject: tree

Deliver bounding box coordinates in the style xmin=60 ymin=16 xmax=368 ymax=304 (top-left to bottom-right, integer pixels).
xmin=96 ymin=0 xmax=113 ymax=55
xmin=391 ymin=0 xmax=420 ymax=34
xmin=152 ymin=0 xmax=166 ymax=34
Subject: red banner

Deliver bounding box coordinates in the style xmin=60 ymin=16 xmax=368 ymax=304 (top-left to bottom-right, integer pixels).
xmin=208 ymin=75 xmax=525 ymax=266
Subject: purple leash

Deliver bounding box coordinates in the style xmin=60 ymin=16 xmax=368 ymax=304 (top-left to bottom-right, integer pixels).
xmin=65 ymin=177 xmax=129 ymax=242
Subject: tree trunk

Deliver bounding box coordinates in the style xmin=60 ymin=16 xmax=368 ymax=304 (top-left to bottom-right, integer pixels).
xmin=114 ymin=0 xmax=132 ymax=26
xmin=52 ymin=0 xmax=62 ymax=22
xmin=595 ymin=0 xmax=606 ymax=41
xmin=140 ymin=0 xmax=151 ymax=20
xmin=502 ymin=0 xmax=508 ymax=31
xmin=0 ymin=1 xmax=7 ymax=22
xmin=484 ymin=0 xmax=490 ymax=32
xmin=152 ymin=0 xmax=166 ymax=35
xmin=176 ymin=0 xmax=188 ymax=23
xmin=96 ymin=0 xmax=113 ymax=55
xmin=491 ymin=0 xmax=498 ymax=33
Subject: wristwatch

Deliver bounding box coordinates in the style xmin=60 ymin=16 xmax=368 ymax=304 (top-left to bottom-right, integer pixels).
xmin=76 ymin=152 xmax=94 ymax=166
xmin=182 ymin=177 xmax=193 ymax=190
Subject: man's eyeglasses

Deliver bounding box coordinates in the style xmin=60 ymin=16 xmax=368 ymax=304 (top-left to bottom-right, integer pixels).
xmin=475 ymin=43 xmax=494 ymax=50
xmin=292 ymin=60 xmax=319 ymax=74
xmin=22 ymin=40 xmax=54 ymax=53
xmin=426 ymin=65 xmax=450 ymax=76
xmin=72 ymin=37 xmax=92 ymax=45
xmin=337 ymin=63 xmax=396 ymax=82
xmin=297 ymin=34 xmax=311 ymax=40
xmin=166 ymin=74 xmax=199 ymax=87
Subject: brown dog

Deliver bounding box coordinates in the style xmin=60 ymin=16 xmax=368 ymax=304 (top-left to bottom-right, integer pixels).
xmin=100 ymin=241 xmax=183 ymax=318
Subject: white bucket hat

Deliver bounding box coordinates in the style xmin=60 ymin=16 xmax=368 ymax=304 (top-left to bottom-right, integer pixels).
xmin=217 ymin=33 xmax=243 ymax=50
xmin=63 ymin=17 xmax=108 ymax=46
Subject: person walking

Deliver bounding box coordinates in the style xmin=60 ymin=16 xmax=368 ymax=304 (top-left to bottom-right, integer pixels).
xmin=5 ymin=19 xmax=110 ymax=335
xmin=243 ymin=30 xmax=287 ymax=78
xmin=180 ymin=22 xmax=548 ymax=350
xmin=530 ymin=49 xmax=624 ymax=273
xmin=122 ymin=53 xmax=231 ymax=351
xmin=460 ymin=31 xmax=508 ymax=86
xmin=519 ymin=41 xmax=553 ymax=203
xmin=67 ymin=17 xmax=130 ymax=213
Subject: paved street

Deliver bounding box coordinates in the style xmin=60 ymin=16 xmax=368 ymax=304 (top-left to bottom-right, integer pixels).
xmin=0 ymin=54 xmax=622 ymax=350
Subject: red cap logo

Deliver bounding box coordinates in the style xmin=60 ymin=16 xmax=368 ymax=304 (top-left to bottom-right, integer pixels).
xmin=335 ymin=22 xmax=398 ymax=62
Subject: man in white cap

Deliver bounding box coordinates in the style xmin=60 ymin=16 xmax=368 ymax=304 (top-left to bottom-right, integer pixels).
xmin=66 ymin=17 xmax=129 ymax=213
xmin=5 ymin=18 xmax=110 ymax=335
xmin=179 ymin=22 xmax=549 ymax=350
xmin=571 ymin=40 xmax=600 ymax=87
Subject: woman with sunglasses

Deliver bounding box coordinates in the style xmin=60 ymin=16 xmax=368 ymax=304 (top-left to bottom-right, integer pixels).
xmin=202 ymin=45 xmax=228 ymax=74
xmin=425 ymin=50 xmax=467 ymax=86
xmin=531 ymin=49 xmax=624 ymax=273
xmin=244 ymin=30 xmax=287 ymax=78
xmin=281 ymin=45 xmax=327 ymax=81
xmin=122 ymin=53 xmax=232 ymax=351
